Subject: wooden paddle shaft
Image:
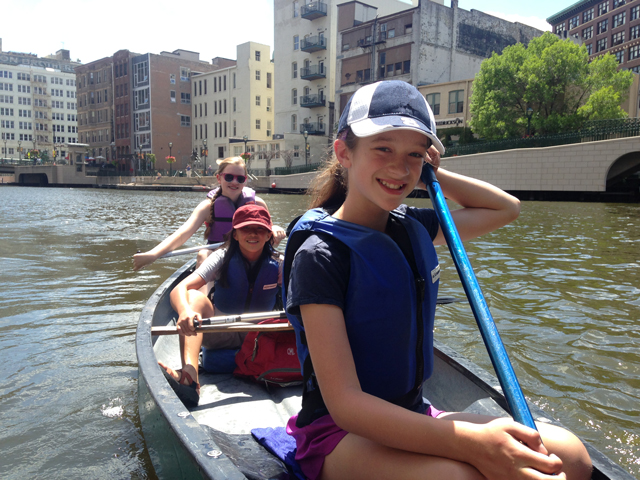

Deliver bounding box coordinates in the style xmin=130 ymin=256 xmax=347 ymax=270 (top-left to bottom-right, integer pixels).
xmin=152 ymin=322 xmax=293 ymax=336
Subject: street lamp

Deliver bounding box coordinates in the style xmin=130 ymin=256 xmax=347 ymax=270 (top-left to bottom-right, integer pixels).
xmin=168 ymin=141 xmax=173 ymax=176
xmin=138 ymin=144 xmax=143 ymax=171
xmin=203 ymin=138 xmax=207 ymax=175
xmin=18 ymin=140 xmax=22 ymax=161
xmin=243 ymin=135 xmax=248 ymax=156
xmin=526 ymin=107 xmax=534 ymax=137
xmin=303 ymin=130 xmax=309 ymax=165
xmin=2 ymin=138 xmax=6 ymax=162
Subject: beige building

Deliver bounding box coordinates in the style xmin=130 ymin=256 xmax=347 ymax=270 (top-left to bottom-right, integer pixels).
xmin=191 ymin=42 xmax=276 ymax=172
xmin=418 ymin=78 xmax=473 ymax=132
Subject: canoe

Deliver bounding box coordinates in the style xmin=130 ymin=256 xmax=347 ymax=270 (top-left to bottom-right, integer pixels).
xmin=136 ymin=260 xmax=634 ymax=480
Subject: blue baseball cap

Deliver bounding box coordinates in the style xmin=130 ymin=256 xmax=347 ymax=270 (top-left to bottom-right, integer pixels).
xmin=337 ymin=80 xmax=445 ymax=154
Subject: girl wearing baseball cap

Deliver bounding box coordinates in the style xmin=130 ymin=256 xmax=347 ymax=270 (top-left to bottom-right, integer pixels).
xmin=282 ymin=81 xmax=590 ymax=480
xmin=160 ymin=204 xmax=283 ymax=407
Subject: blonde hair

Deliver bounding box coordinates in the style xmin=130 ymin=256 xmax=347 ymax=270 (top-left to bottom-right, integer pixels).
xmin=204 ymin=156 xmax=249 ymax=240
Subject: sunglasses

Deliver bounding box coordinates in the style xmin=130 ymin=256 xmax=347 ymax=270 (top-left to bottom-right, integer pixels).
xmin=222 ymin=173 xmax=247 ymax=184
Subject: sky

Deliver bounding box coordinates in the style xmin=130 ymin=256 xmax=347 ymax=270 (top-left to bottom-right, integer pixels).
xmin=0 ymin=0 xmax=563 ymax=66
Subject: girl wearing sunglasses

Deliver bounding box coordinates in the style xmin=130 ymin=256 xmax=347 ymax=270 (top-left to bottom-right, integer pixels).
xmin=133 ymin=156 xmax=286 ymax=271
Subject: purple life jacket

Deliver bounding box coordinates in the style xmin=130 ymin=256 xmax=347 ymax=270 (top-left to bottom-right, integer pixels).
xmin=206 ymin=187 xmax=256 ymax=243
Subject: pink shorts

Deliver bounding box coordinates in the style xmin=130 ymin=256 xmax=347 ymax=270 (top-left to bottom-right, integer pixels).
xmin=286 ymin=405 xmax=445 ymax=480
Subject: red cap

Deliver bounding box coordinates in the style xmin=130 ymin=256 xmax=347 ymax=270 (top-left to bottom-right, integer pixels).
xmin=232 ymin=204 xmax=272 ymax=232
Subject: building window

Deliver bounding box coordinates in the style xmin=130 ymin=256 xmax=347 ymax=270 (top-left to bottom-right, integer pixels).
xmin=629 ymin=43 xmax=640 ymax=60
xmin=448 ymin=90 xmax=464 ymax=114
xmin=555 ymin=23 xmax=566 ymax=34
xmin=569 ymin=15 xmax=580 ymax=30
xmin=613 ymin=0 xmax=626 ymax=8
xmin=292 ymin=62 xmax=297 ymax=78
xmin=291 ymin=114 xmax=297 ymax=132
xmin=233 ymin=73 xmax=236 ymax=88
xmin=170 ymin=74 xmax=176 ymax=84
xmin=204 ymin=79 xmax=207 ymax=94
xmin=233 ymin=97 xmax=236 ymax=112
xmin=181 ymin=115 xmax=190 ymax=127
xmin=293 ymin=145 xmax=300 ymax=157
xmin=631 ymin=24 xmax=640 ymax=40
xmin=612 ymin=30 xmax=625 ymax=45
xmin=256 ymin=119 xmax=261 ymax=130
xmin=181 ymin=92 xmax=191 ymax=104
xmin=294 ymin=35 xmax=299 ymax=50
xmin=256 ymin=95 xmax=261 ymax=106
xmin=180 ymin=67 xmax=190 ymax=81
xmin=598 ymin=1 xmax=609 ymax=16
xmin=586 ymin=43 xmax=593 ymax=55
xmin=612 ymin=11 xmax=626 ymax=28
xmin=170 ymin=90 xmax=176 ymax=103
xmin=292 ymin=88 xmax=297 ymax=105
xmin=255 ymin=50 xmax=261 ymax=61
xmin=596 ymin=37 xmax=608 ymax=52
xmin=582 ymin=26 xmax=593 ymax=39
xmin=426 ymin=93 xmax=440 ymax=115
xmin=615 ymin=50 xmax=625 ymax=63
xmin=267 ymin=97 xmax=272 ymax=112
xmin=267 ymin=121 xmax=272 ymax=138
xmin=267 ymin=72 xmax=272 ymax=89
xmin=233 ymin=120 xmax=237 ymax=136
xmin=256 ymin=70 xmax=261 ymax=81
xmin=632 ymin=5 xmax=640 ymax=20
xmin=631 ymin=65 xmax=640 ymax=73
xmin=293 ymin=0 xmax=299 ymax=17
xmin=597 ymin=18 xmax=608 ymax=34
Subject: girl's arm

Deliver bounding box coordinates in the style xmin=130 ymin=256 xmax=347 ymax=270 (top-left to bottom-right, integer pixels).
xmin=300 ymin=303 xmax=562 ymax=479
xmin=133 ymin=199 xmax=212 ymax=270
xmin=169 ymin=272 xmax=207 ymax=336
xmin=430 ymin=168 xmax=521 ymax=246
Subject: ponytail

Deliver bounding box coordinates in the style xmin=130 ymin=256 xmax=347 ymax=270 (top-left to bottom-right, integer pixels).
xmin=307 ymin=128 xmax=358 ymax=212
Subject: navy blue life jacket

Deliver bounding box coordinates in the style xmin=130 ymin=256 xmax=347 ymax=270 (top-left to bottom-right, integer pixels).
xmin=283 ymin=207 xmax=440 ymax=424
xmin=214 ymin=250 xmax=280 ymax=314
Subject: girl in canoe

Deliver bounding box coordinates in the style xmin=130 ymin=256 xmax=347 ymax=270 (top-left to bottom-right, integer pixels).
xmin=283 ymin=81 xmax=591 ymax=479
xmin=132 ymin=156 xmax=286 ymax=271
xmin=160 ymin=204 xmax=283 ymax=406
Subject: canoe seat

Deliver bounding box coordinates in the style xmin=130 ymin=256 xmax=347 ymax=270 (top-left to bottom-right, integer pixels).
xmin=202 ymin=425 xmax=290 ymax=480
xmin=462 ymin=397 xmax=511 ymax=418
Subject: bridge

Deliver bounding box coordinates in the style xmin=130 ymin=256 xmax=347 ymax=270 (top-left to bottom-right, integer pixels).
xmin=2 ymin=136 xmax=640 ymax=201
xmin=266 ymin=136 xmax=640 ymax=201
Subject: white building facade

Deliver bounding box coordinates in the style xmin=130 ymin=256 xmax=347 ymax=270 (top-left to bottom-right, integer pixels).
xmin=273 ymin=0 xmax=417 ymax=166
xmin=0 ymin=48 xmax=78 ymax=162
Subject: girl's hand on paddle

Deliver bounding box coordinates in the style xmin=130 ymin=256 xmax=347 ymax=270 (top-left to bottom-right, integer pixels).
xmin=471 ymin=418 xmax=564 ymax=480
xmin=133 ymin=251 xmax=157 ymax=271
xmin=272 ymin=225 xmax=286 ymax=247
xmin=176 ymin=309 xmax=200 ymax=336
xmin=415 ymin=145 xmax=441 ymax=190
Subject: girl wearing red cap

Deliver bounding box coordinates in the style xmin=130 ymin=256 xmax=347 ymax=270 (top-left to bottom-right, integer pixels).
xmin=283 ymin=81 xmax=590 ymax=480
xmin=133 ymin=156 xmax=286 ymax=271
xmin=160 ymin=204 xmax=283 ymax=406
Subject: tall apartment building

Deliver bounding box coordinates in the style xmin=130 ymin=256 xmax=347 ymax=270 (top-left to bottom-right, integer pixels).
xmin=76 ymin=49 xmax=220 ymax=173
xmin=548 ymin=0 xmax=640 ymax=72
xmin=0 ymin=42 xmax=79 ymax=161
xmin=191 ymin=42 xmax=275 ymax=171
xmin=273 ymin=0 xmax=417 ymax=165
xmin=336 ymin=0 xmax=543 ymax=133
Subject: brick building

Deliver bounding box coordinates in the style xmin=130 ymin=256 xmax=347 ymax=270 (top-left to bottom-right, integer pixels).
xmin=548 ymin=0 xmax=640 ymax=72
xmin=76 ymin=49 xmax=220 ymax=173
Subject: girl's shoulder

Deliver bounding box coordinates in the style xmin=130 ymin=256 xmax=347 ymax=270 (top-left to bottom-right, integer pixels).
xmin=396 ymin=205 xmax=439 ymax=241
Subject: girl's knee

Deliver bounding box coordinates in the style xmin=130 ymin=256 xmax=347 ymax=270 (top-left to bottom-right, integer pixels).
xmin=539 ymin=424 xmax=592 ymax=480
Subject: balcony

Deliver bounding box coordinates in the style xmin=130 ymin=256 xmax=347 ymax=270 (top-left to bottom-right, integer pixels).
xmin=301 ymin=35 xmax=327 ymax=53
xmin=300 ymin=94 xmax=326 ymax=108
xmin=300 ymin=64 xmax=326 ymax=80
xmin=301 ymin=1 xmax=327 ymax=20
xmin=300 ymin=122 xmax=326 ymax=135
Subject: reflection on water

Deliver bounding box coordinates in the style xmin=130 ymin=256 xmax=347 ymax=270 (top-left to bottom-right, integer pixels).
xmin=0 ymin=187 xmax=638 ymax=478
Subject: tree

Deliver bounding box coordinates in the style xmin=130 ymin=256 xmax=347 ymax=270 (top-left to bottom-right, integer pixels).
xmin=469 ymin=32 xmax=633 ymax=139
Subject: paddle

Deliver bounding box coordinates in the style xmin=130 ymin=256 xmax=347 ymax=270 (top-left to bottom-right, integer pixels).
xmin=159 ymin=242 xmax=223 ymax=259
xmin=421 ymin=164 xmax=537 ymax=430
xmin=152 ymin=310 xmax=288 ymax=336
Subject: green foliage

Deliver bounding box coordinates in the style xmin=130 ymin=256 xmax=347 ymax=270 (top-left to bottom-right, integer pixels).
xmin=147 ymin=153 xmax=156 ymax=164
xmin=469 ymin=32 xmax=633 ymax=140
xmin=438 ymin=127 xmax=477 ymax=147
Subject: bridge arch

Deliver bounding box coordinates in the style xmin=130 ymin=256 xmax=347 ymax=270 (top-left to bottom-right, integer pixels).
xmin=18 ymin=173 xmax=49 ymax=186
xmin=605 ymin=151 xmax=640 ymax=193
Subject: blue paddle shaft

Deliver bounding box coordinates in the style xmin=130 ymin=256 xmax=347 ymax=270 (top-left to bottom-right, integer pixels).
xmin=422 ymin=164 xmax=536 ymax=430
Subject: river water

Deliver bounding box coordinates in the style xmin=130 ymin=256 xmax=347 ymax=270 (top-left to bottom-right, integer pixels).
xmin=0 ymin=186 xmax=638 ymax=479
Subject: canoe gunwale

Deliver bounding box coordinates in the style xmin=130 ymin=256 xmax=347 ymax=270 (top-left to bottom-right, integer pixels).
xmin=136 ymin=259 xmax=245 ymax=479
